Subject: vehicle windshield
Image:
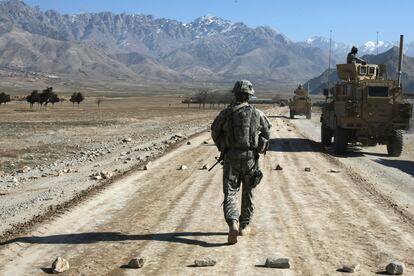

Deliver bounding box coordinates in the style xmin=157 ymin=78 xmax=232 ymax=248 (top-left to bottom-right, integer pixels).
xmin=368 ymin=86 xmax=389 ymax=97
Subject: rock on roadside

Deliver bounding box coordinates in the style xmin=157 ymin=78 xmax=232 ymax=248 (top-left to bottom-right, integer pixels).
xmin=386 ymin=261 xmax=405 ymax=275
xmin=127 ymin=257 xmax=146 ymax=269
xmin=51 ymin=257 xmax=70 ymax=273
xmin=100 ymin=170 xmax=113 ymax=180
xmin=265 ymin=257 xmax=290 ymax=269
xmin=340 ymin=263 xmax=360 ymax=273
xmin=194 ymin=257 xmax=217 ymax=267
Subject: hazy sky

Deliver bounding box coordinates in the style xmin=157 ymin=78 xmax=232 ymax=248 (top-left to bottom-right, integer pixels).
xmin=24 ymin=0 xmax=413 ymax=44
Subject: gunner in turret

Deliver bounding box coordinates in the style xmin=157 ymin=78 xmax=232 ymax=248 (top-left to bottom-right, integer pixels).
xmin=347 ymin=46 xmax=366 ymax=65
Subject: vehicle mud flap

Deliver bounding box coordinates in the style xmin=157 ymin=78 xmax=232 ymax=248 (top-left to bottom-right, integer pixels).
xmin=333 ymin=127 xmax=348 ymax=154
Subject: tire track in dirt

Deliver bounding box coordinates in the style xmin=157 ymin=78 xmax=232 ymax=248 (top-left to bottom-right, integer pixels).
xmin=266 ymin=117 xmax=414 ymax=274
xmin=59 ymin=142 xmax=219 ymax=275
xmin=0 ymin=136 xmax=216 ymax=275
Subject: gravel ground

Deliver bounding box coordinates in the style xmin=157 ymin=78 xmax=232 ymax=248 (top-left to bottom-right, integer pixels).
xmin=0 ymin=97 xmax=220 ymax=237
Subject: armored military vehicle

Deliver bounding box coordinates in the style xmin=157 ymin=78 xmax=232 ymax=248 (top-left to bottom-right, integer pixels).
xmin=320 ymin=35 xmax=413 ymax=156
xmin=289 ymin=85 xmax=312 ymax=119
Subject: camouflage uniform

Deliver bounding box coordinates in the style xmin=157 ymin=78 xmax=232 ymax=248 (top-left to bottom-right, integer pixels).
xmin=211 ymin=92 xmax=271 ymax=229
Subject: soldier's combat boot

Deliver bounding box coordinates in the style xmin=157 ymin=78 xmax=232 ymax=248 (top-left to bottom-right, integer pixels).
xmin=228 ymin=220 xmax=239 ymax=244
xmin=239 ymin=225 xmax=251 ymax=236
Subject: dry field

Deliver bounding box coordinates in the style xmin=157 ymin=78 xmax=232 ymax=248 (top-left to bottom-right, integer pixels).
xmin=0 ymin=96 xmax=218 ymax=174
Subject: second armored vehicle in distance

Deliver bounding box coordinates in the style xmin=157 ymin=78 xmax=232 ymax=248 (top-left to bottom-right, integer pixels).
xmin=289 ymin=85 xmax=312 ymax=119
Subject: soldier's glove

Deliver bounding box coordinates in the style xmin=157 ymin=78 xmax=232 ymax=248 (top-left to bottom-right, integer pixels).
xmin=250 ymin=169 xmax=263 ymax=189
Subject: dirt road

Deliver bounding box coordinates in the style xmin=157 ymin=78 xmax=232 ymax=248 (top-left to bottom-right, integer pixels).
xmin=0 ymin=113 xmax=413 ymax=275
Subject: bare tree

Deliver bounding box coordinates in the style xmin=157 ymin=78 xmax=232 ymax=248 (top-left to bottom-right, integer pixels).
xmin=96 ymin=97 xmax=104 ymax=109
xmin=195 ymin=89 xmax=209 ymax=109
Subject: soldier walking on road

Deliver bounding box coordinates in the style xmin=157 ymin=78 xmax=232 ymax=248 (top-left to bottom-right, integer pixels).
xmin=211 ymin=80 xmax=271 ymax=244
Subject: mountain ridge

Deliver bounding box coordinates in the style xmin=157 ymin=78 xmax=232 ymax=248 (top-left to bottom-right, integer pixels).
xmin=0 ymin=0 xmax=412 ymax=89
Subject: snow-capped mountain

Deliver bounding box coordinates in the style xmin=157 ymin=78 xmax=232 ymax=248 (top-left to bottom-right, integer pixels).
xmin=0 ymin=0 xmax=412 ymax=88
xmin=301 ymin=36 xmax=414 ymax=58
xmin=0 ymin=0 xmax=329 ymax=86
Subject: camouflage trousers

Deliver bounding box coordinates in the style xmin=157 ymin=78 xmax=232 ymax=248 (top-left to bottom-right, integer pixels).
xmin=222 ymin=150 xmax=258 ymax=227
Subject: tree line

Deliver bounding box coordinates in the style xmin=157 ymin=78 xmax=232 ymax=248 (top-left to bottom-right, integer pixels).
xmin=182 ymin=89 xmax=234 ymax=109
xmin=26 ymin=87 xmax=85 ymax=108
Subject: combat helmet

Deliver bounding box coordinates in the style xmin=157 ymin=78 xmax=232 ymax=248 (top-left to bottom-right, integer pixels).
xmin=232 ymin=80 xmax=255 ymax=95
xmin=351 ymin=46 xmax=358 ymax=54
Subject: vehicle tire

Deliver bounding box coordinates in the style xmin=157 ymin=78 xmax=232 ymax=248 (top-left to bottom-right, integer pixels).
xmin=333 ymin=127 xmax=348 ymax=154
xmin=290 ymin=110 xmax=294 ymax=119
xmin=387 ymin=130 xmax=403 ymax=157
xmin=306 ymin=111 xmax=312 ymax=120
xmin=321 ymin=124 xmax=332 ymax=146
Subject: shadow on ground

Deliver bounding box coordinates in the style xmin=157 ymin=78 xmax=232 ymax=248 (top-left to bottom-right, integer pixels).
xmin=268 ymin=138 xmax=322 ymax=152
xmin=375 ymin=159 xmax=414 ymax=177
xmin=0 ymin=231 xmax=229 ymax=248
xmin=267 ymin=115 xmax=290 ymax=119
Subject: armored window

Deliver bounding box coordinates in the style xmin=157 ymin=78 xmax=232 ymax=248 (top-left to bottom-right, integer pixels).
xmin=368 ymin=67 xmax=376 ymax=76
xmin=368 ymin=86 xmax=389 ymax=97
xmin=359 ymin=66 xmax=367 ymax=75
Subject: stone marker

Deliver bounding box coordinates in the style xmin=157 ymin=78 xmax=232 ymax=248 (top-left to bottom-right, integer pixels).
xmin=275 ymin=165 xmax=283 ymax=171
xmin=100 ymin=171 xmax=113 ymax=180
xmin=122 ymin=138 xmax=132 ymax=143
xmin=144 ymin=161 xmax=152 ymax=170
xmin=201 ymin=165 xmax=208 ymax=170
xmin=304 ymin=167 xmax=311 ymax=172
xmin=203 ymin=141 xmax=209 ymax=144
xmin=187 ymin=141 xmax=192 ymax=145
xmin=51 ymin=257 xmax=70 ymax=273
xmin=385 ymin=261 xmax=405 ymax=275
xmin=17 ymin=166 xmax=31 ymax=173
xmin=127 ymin=257 xmax=146 ymax=269
xmin=265 ymin=258 xmax=290 ymax=269
xmin=330 ymin=169 xmax=340 ymax=173
xmin=340 ymin=263 xmax=360 ymax=273
xmin=179 ymin=165 xmax=188 ymax=170
xmin=194 ymin=257 xmax=217 ymax=267
xmin=91 ymin=174 xmax=102 ymax=180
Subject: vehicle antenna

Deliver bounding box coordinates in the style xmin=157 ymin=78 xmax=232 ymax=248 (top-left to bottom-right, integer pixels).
xmin=327 ymin=30 xmax=332 ymax=91
xmin=397 ymin=34 xmax=404 ymax=88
